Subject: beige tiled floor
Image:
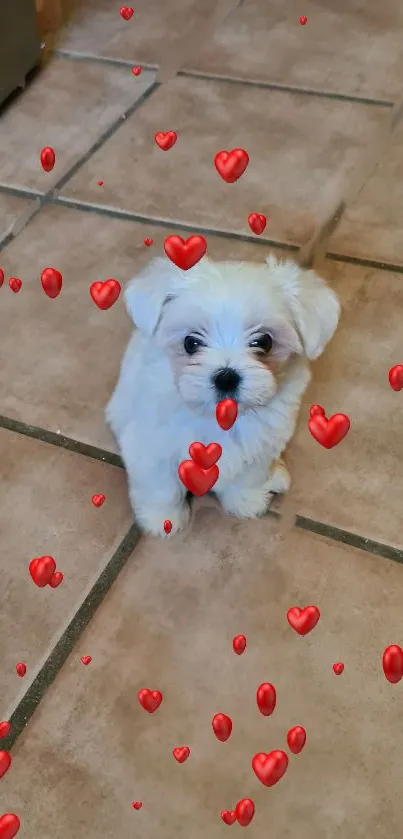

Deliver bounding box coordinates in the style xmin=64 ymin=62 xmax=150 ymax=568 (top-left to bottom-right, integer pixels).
xmin=1 ymin=1 xmax=403 ymax=838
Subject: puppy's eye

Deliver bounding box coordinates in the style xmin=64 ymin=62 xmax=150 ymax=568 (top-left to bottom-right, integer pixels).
xmin=184 ymin=335 xmax=203 ymax=355
xmin=249 ymin=333 xmax=273 ymax=353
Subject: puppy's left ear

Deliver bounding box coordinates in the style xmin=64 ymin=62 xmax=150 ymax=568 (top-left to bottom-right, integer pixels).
xmin=124 ymin=257 xmax=188 ymax=335
xmin=281 ymin=264 xmax=341 ymax=360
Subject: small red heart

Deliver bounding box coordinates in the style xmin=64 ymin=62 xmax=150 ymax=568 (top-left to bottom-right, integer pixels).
xmin=143 ymin=238 xmax=153 ymax=247
xmin=164 ymin=235 xmax=207 ymax=270
xmin=40 ymin=146 xmax=56 ymax=172
xmin=252 ymin=750 xmax=289 ymax=787
xmin=90 ymin=279 xmax=121 ymax=310
xmin=287 ymin=605 xmax=320 ymax=636
xmin=333 ymin=662 xmax=344 ymax=675
xmin=92 ymin=493 xmax=105 ymax=508
xmin=154 ymin=131 xmax=177 ymax=151
xmin=97 ymin=180 xmax=104 ymax=186
xmin=29 ymin=555 xmax=56 ymax=587
xmin=173 ymin=746 xmax=190 ymax=763
xmin=216 ymin=398 xmax=238 ymax=431
xmin=132 ymin=801 xmax=142 ymax=810
xmin=235 ymin=798 xmax=255 ymax=827
xmin=214 ymin=148 xmax=249 ymax=183
xmin=389 ymin=365 xmax=403 ymax=391
xmin=212 ymin=713 xmax=232 ymax=742
xmin=287 ymin=725 xmax=306 ymax=755
xmin=309 ymin=404 xmax=325 ymax=418
xmin=232 ymin=634 xmax=247 ymax=655
xmin=248 ymin=213 xmax=267 ymax=235
xmin=300 ymin=15 xmax=308 ymax=25
xmin=49 ymin=571 xmax=63 ymax=588
xmin=40 ymin=267 xmax=62 ymax=299
xmin=81 ymin=656 xmax=92 ymax=666
xmin=138 ymin=688 xmax=163 ymax=713
xmin=308 ymin=413 xmax=350 ymax=448
xmin=0 ymin=814 xmax=20 ymax=839
xmin=256 ymin=682 xmax=276 ymax=716
xmin=189 ymin=441 xmax=222 ymax=469
xmin=0 ymin=268 xmax=4 ymax=287
xmin=120 ymin=6 xmax=134 ymax=20
xmin=15 ymin=663 xmax=26 ymax=678
xmin=0 ymin=752 xmax=11 ymax=779
xmin=0 ymin=722 xmax=11 ymax=740
xmin=382 ymin=645 xmax=403 ymax=684
xmin=132 ymin=66 xmax=142 ymax=76
xmin=178 ymin=460 xmax=219 ymax=496
xmin=9 ymin=278 xmax=22 ymax=293
xmin=163 ymin=520 xmax=172 ymax=534
xmin=221 ymin=810 xmax=236 ymax=825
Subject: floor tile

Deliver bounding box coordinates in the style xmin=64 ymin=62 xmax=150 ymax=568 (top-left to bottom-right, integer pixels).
xmin=0 ymin=57 xmax=156 ymax=192
xmin=60 ymin=75 xmax=385 ymax=244
xmin=0 ymin=193 xmax=38 ymax=242
xmin=2 ymin=513 xmax=403 ymax=838
xmin=0 ymin=427 xmax=132 ymax=717
xmin=185 ymin=0 xmax=403 ymax=101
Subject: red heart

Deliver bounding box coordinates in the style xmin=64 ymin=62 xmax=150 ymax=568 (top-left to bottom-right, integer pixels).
xmin=143 ymin=238 xmax=153 ymax=247
xmin=0 ymin=814 xmax=20 ymax=839
xmin=0 ymin=268 xmax=4 ymax=287
xmin=40 ymin=146 xmax=55 ymax=172
xmin=382 ymin=644 xmax=403 ymax=683
xmin=221 ymin=810 xmax=236 ymax=825
xmin=0 ymin=722 xmax=11 ymax=740
xmin=81 ymin=656 xmax=92 ymax=665
xmin=300 ymin=15 xmax=308 ymax=25
xmin=287 ymin=725 xmax=306 ymax=755
xmin=49 ymin=571 xmax=63 ymax=588
xmin=163 ymin=520 xmax=172 ymax=534
xmin=164 ymin=235 xmax=207 ymax=270
xmin=120 ymin=6 xmax=134 ymax=20
xmin=132 ymin=66 xmax=142 ymax=76
xmin=287 ymin=605 xmax=320 ymax=636
xmin=333 ymin=662 xmax=344 ymax=676
xmin=212 ymin=713 xmax=232 ymax=742
xmin=389 ymin=365 xmax=403 ymax=391
xmin=309 ymin=404 xmax=325 ymax=418
xmin=256 ymin=682 xmax=276 ymax=717
xmin=40 ymin=267 xmax=63 ymax=299
xmin=252 ymin=750 xmax=289 ymax=787
xmin=154 ymin=131 xmax=177 ymax=151
xmin=15 ymin=663 xmax=26 ymax=678
xmin=178 ymin=460 xmax=219 ymax=496
xmin=173 ymin=746 xmax=190 ymax=763
xmin=189 ymin=441 xmax=222 ymax=469
xmin=235 ymin=798 xmax=255 ymax=827
xmin=92 ymin=493 xmax=105 ymax=508
xmin=9 ymin=278 xmax=22 ymax=293
xmin=0 ymin=752 xmax=11 ymax=780
xmin=308 ymin=413 xmax=350 ymax=448
xmin=90 ymin=279 xmax=121 ymax=310
xmin=214 ymin=148 xmax=249 ymax=183
xmin=132 ymin=801 xmax=143 ymax=810
xmin=29 ymin=556 xmax=56 ymax=588
xmin=138 ymin=688 xmax=163 ymax=713
xmin=248 ymin=213 xmax=267 ymax=235
xmin=232 ymin=634 xmax=247 ymax=655
xmin=216 ymin=398 xmax=238 ymax=431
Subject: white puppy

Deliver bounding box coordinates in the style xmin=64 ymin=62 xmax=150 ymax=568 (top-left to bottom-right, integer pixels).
xmin=106 ymin=254 xmax=340 ymax=537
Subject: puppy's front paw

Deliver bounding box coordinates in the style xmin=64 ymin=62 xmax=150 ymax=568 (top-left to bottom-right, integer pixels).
xmin=135 ymin=503 xmax=191 ymax=538
xmin=268 ymin=459 xmax=291 ymax=495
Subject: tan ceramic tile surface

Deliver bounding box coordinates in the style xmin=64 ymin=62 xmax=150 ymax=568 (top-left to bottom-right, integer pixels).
xmin=60 ymin=76 xmax=385 ymax=243
xmin=187 ymin=0 xmax=403 ymax=100
xmin=2 ymin=513 xmax=403 ymax=838
xmin=0 ymin=428 xmax=131 ymax=717
xmin=0 ymin=193 xmax=38 ymax=241
xmin=0 ymin=57 xmax=155 ymax=192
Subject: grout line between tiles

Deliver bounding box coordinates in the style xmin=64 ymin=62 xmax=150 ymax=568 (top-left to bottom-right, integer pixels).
xmin=1 ymin=414 xmax=403 ymax=566
xmin=53 ymin=48 xmax=394 ymax=108
xmin=1 ymin=523 xmax=141 ymax=752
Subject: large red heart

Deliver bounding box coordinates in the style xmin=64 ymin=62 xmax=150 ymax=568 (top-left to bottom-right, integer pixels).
xmin=29 ymin=556 xmax=56 ymax=588
xmin=287 ymin=725 xmax=306 ymax=755
xmin=0 ymin=722 xmax=10 ymax=739
xmin=173 ymin=746 xmax=190 ymax=763
xmin=252 ymin=750 xmax=288 ymax=787
xmin=164 ymin=235 xmax=207 ymax=270
xmin=120 ymin=6 xmax=134 ymax=20
xmin=154 ymin=131 xmax=177 ymax=151
xmin=137 ymin=688 xmax=163 ymax=713
xmin=212 ymin=713 xmax=232 ymax=742
xmin=308 ymin=413 xmax=350 ymax=448
xmin=214 ymin=149 xmax=249 ymax=183
xmin=0 ymin=268 xmax=4 ymax=287
xmin=389 ymin=365 xmax=403 ymax=391
xmin=0 ymin=752 xmax=11 ymax=779
xmin=235 ymin=799 xmax=255 ymax=827
xmin=248 ymin=213 xmax=267 ymax=235
xmin=216 ymin=398 xmax=238 ymax=430
xmin=0 ymin=814 xmax=20 ymax=839
xmin=382 ymin=644 xmax=403 ymax=683
xmin=41 ymin=268 xmax=63 ymax=299
xmin=256 ymin=682 xmax=276 ymax=716
xmin=178 ymin=460 xmax=219 ymax=496
xmin=189 ymin=442 xmax=222 ymax=469
xmin=221 ymin=810 xmax=236 ymax=825
xmin=90 ymin=279 xmax=121 ymax=310
xmin=40 ymin=146 xmax=55 ymax=172
xmin=287 ymin=605 xmax=320 ymax=636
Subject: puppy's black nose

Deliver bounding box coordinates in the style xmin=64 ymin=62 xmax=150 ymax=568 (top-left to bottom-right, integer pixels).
xmin=213 ymin=367 xmax=241 ymax=394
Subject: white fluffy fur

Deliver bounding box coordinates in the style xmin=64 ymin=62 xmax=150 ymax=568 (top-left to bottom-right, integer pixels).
xmin=106 ymin=254 xmax=340 ymax=537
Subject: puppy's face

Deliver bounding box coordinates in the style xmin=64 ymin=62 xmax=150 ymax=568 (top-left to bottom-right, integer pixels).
xmin=125 ymin=255 xmax=341 ymax=414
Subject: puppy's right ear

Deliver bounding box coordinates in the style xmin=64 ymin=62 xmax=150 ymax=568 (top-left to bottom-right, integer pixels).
xmin=125 ymin=257 xmax=187 ymax=334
